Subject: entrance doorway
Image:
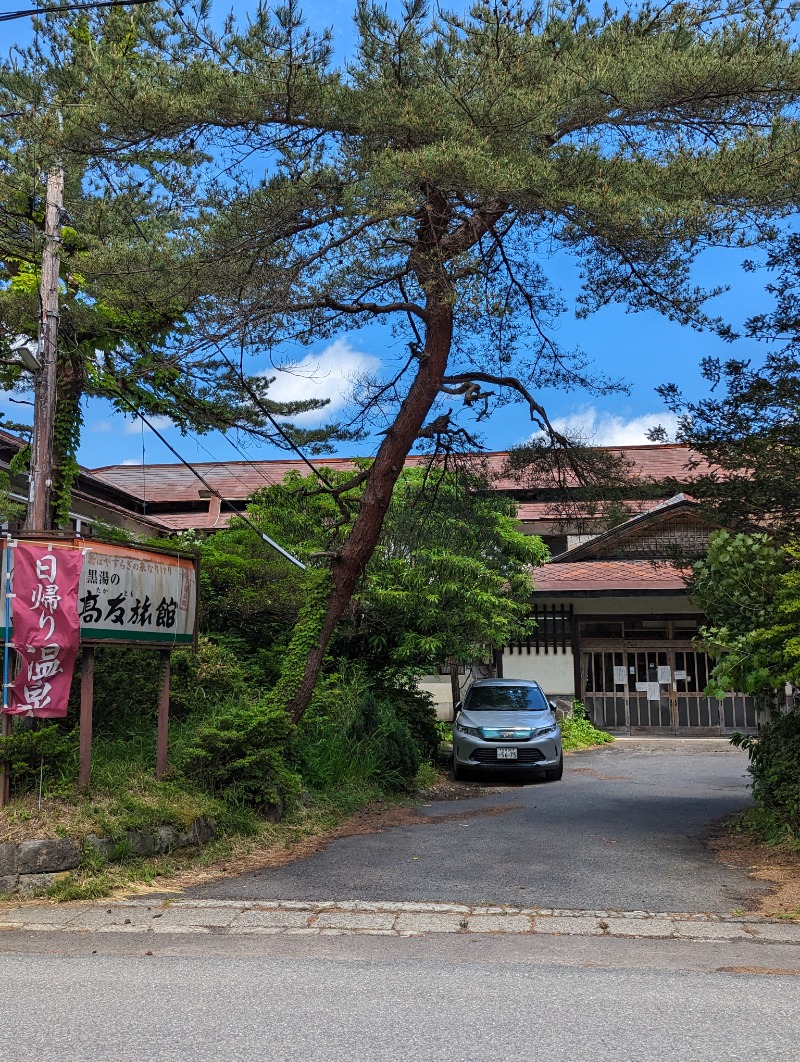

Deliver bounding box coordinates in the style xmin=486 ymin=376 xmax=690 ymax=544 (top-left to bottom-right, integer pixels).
xmin=582 ymin=645 xmax=758 ymax=735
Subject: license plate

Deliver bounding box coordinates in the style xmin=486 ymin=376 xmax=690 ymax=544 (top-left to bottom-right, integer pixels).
xmin=496 ymin=747 xmax=518 ymax=760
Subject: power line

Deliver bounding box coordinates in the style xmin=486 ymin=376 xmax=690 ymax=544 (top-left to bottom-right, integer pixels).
xmin=87 ymin=163 xmax=336 ymax=493
xmin=114 ymin=397 xmax=306 ymax=571
xmin=0 ymin=0 xmax=157 ymax=23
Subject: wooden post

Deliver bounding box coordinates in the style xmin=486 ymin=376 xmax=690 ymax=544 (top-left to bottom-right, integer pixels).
xmin=449 ymin=656 xmax=460 ymax=720
xmin=571 ymin=612 xmax=582 ymax=703
xmin=156 ymin=649 xmax=171 ymax=781
xmin=26 ymin=166 xmax=64 ymax=532
xmin=0 ymin=713 xmax=11 ymax=807
xmin=78 ymin=647 xmax=94 ymax=789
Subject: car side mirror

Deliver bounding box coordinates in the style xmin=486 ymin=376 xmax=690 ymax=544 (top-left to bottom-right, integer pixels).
xmin=454 ymin=701 xmax=462 ymax=713
xmin=549 ymin=700 xmax=557 ymax=712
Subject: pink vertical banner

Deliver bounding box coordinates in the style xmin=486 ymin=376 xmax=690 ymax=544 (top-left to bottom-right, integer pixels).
xmin=5 ymin=544 xmax=84 ymax=718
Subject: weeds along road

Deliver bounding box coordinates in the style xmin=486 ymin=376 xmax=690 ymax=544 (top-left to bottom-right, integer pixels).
xmin=188 ymin=739 xmax=766 ymax=913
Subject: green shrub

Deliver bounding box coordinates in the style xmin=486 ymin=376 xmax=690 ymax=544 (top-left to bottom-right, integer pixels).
xmin=169 ymin=637 xmax=266 ymax=719
xmin=731 ymin=709 xmax=800 ymax=840
xmin=0 ymin=722 xmax=77 ymax=797
xmin=89 ymin=646 xmax=162 ymax=732
xmin=291 ymin=673 xmax=423 ymax=792
xmin=389 ymin=683 xmax=440 ymax=763
xmin=350 ymin=691 xmax=421 ymax=783
xmin=560 ymin=706 xmax=614 ymax=751
xmin=179 ymin=700 xmax=301 ymax=814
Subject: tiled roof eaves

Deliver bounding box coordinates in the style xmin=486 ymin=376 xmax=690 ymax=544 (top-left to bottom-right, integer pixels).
xmin=532 ymin=558 xmax=690 ymax=594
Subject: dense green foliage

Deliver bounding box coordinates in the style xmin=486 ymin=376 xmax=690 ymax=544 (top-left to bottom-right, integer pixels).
xmin=201 ymin=465 xmax=546 ymax=674
xmin=560 ymin=701 xmax=614 ymax=751
xmin=689 ymin=531 xmax=800 ymax=699
xmin=0 ymin=723 xmax=77 ymax=796
xmin=731 ymin=712 xmax=800 ymax=842
xmin=179 ymin=699 xmax=300 ymax=815
xmin=690 ymin=532 xmax=800 ymax=841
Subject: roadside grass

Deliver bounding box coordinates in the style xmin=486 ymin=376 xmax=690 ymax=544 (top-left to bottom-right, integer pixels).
xmin=734 ymin=806 xmax=800 ymax=853
xmin=0 ymin=734 xmax=240 ymax=847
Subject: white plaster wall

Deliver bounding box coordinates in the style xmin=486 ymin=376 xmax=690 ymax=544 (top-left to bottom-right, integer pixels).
xmin=501 ymin=649 xmax=575 ymax=698
xmin=417 ymin=676 xmax=457 ymax=721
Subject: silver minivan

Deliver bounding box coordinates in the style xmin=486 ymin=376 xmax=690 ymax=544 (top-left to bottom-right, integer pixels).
xmin=453 ymin=679 xmax=563 ymax=781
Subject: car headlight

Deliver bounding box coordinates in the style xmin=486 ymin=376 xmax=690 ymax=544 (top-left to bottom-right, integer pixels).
xmin=534 ymin=724 xmax=558 ymax=737
xmin=455 ymin=719 xmax=481 ymax=737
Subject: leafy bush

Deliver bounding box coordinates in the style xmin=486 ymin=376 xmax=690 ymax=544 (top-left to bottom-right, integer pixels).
xmin=560 ymin=703 xmax=614 ymax=751
xmin=169 ymin=637 xmax=269 ymax=719
xmin=0 ymin=723 xmax=77 ymax=797
xmin=350 ymin=691 xmax=421 ymax=784
xmin=291 ymin=671 xmax=422 ymax=792
xmin=383 ymin=682 xmax=439 ymax=763
xmin=731 ymin=709 xmax=800 ymax=841
xmin=179 ymin=700 xmax=301 ymax=814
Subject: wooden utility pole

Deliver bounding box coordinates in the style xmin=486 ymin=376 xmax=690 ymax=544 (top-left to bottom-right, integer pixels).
xmin=25 ymin=166 xmax=64 ymax=532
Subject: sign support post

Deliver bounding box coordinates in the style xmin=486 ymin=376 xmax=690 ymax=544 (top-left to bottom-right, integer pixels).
xmin=0 ymin=716 xmax=9 ymax=808
xmin=78 ymin=648 xmax=95 ymax=789
xmin=1 ymin=541 xmax=12 ymax=807
xmin=156 ymin=650 xmax=171 ymax=781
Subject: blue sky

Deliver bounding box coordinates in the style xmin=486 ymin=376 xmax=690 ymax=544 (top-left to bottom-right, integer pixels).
xmin=0 ymin=2 xmax=779 ymax=469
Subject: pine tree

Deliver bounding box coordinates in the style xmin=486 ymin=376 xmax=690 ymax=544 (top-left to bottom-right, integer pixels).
xmin=10 ymin=2 xmax=800 ymax=715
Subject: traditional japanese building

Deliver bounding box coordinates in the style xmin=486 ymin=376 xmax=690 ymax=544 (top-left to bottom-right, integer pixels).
xmin=500 ymin=494 xmax=758 ymax=735
xmin=3 ymin=432 xmax=750 ymax=734
xmin=0 ymin=428 xmax=170 ymax=539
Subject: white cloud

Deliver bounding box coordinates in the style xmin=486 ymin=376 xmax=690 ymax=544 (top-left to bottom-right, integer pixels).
xmin=123 ymin=415 xmax=174 ymax=435
xmin=263 ymin=339 xmax=381 ymax=422
xmin=121 ymin=458 xmax=143 ymax=466
xmin=542 ymin=406 xmax=680 ymax=446
xmin=91 ymin=420 xmax=112 ymax=433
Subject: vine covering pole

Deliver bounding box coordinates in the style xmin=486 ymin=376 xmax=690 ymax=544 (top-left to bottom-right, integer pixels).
xmin=25 ymin=166 xmax=64 ymax=532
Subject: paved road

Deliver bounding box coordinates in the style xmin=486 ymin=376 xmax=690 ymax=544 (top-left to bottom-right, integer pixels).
xmin=191 ymin=739 xmax=766 ymax=913
xmin=1 ymin=933 xmax=798 ymax=1061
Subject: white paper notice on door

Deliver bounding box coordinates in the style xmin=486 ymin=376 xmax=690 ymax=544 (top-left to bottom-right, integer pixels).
xmin=674 ymin=670 xmax=687 ymax=680
xmin=647 ymin=682 xmax=661 ymax=702
xmin=635 ymin=682 xmax=648 ymax=693
xmin=613 ymin=666 xmax=627 ymax=686
xmin=657 ymin=666 xmax=672 ymax=684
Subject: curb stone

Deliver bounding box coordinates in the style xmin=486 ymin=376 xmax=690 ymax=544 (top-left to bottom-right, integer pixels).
xmin=0 ymin=899 xmax=798 ymax=943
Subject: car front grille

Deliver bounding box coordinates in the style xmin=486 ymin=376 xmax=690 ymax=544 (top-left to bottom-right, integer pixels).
xmin=469 ymin=748 xmax=546 ymax=764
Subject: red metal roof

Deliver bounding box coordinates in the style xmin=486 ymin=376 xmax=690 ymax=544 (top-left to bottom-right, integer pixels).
xmin=92 ymin=445 xmax=708 ymax=504
xmin=533 ymin=559 xmax=690 ymax=594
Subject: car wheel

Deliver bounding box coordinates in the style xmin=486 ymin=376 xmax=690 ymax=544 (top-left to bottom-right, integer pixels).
xmin=544 ymin=752 xmax=564 ymax=782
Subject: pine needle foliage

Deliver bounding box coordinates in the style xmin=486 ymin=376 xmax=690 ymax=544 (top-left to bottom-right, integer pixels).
xmin=5 ymin=1 xmax=800 ymax=714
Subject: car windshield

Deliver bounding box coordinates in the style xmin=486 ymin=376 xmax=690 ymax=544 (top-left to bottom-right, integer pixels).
xmin=465 ymin=686 xmax=548 ymax=712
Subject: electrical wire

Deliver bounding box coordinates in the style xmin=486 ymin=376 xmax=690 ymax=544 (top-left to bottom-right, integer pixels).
xmin=0 ymin=0 xmax=157 ymax=23
xmin=114 ymin=397 xmax=306 ymax=570
xmin=85 ymin=163 xmax=337 ymax=494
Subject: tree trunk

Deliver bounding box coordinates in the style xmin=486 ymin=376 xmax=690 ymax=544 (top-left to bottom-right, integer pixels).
xmin=287 ymin=301 xmax=453 ymax=722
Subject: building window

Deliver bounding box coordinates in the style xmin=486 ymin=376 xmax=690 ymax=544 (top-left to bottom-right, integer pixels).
xmin=508 ymin=605 xmax=573 ymax=655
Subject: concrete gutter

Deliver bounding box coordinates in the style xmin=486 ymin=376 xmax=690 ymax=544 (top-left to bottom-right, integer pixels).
xmin=1 ymin=899 xmax=798 ymax=943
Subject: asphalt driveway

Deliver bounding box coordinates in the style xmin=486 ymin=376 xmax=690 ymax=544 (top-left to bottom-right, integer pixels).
xmin=191 ymin=739 xmax=767 ymax=914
